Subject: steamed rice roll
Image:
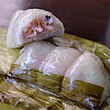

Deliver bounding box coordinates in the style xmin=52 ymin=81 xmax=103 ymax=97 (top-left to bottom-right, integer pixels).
xmin=62 ymin=51 xmax=110 ymax=109
xmin=40 ymin=47 xmax=82 ymax=76
xmin=7 ymin=9 xmax=64 ymax=48
xmin=15 ymin=41 xmax=55 ymax=70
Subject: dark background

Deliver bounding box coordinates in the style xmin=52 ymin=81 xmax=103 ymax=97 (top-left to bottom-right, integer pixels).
xmin=0 ymin=0 xmax=110 ymax=47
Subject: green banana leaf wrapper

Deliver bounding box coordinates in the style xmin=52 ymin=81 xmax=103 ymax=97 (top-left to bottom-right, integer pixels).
xmin=0 ymin=29 xmax=20 ymax=73
xmin=10 ymin=66 xmax=63 ymax=94
xmin=61 ymin=78 xmax=104 ymax=109
xmin=0 ymin=102 xmax=26 ymax=110
xmin=4 ymin=74 xmax=85 ymax=110
xmin=10 ymin=66 xmax=104 ymax=109
xmin=0 ymin=28 xmax=110 ymax=109
xmin=0 ymin=74 xmax=46 ymax=110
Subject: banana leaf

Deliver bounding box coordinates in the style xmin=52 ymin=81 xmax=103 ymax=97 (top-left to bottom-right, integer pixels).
xmin=101 ymin=106 xmax=110 ymax=110
xmin=0 ymin=28 xmax=110 ymax=109
xmin=0 ymin=28 xmax=20 ymax=73
xmin=9 ymin=66 xmax=105 ymax=109
xmin=61 ymin=78 xmax=103 ymax=109
xmin=10 ymin=66 xmax=63 ymax=94
xmin=5 ymin=74 xmax=85 ymax=110
xmin=99 ymin=102 xmax=110 ymax=110
xmin=0 ymin=74 xmax=62 ymax=110
xmin=0 ymin=75 xmax=45 ymax=110
xmin=0 ymin=73 xmax=64 ymax=110
xmin=0 ymin=102 xmax=26 ymax=110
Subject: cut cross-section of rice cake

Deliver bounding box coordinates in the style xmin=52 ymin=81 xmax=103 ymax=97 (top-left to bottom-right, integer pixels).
xmin=7 ymin=9 xmax=64 ymax=48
